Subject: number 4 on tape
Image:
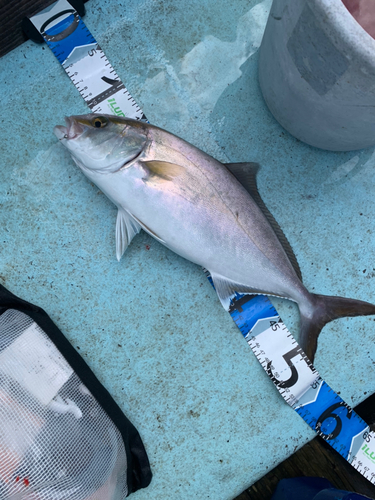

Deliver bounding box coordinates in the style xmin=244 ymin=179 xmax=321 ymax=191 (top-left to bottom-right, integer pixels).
xmin=28 ymin=0 xmax=375 ymax=486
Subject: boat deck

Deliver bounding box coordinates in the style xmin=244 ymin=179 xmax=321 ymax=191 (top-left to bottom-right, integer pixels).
xmin=1 ymin=1 xmax=375 ymax=498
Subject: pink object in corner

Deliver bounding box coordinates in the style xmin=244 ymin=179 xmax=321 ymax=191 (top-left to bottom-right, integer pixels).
xmin=342 ymin=0 xmax=375 ymax=39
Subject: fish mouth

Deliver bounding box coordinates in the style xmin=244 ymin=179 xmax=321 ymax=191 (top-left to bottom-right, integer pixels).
xmin=54 ymin=116 xmax=85 ymax=141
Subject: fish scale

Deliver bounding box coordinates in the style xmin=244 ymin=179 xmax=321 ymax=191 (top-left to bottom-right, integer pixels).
xmin=29 ymin=0 xmax=375 ymax=486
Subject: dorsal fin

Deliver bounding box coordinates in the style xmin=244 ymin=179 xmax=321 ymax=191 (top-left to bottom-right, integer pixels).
xmin=224 ymin=162 xmax=302 ymax=282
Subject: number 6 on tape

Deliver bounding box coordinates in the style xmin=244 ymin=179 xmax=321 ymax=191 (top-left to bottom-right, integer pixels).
xmin=226 ymin=290 xmax=375 ymax=483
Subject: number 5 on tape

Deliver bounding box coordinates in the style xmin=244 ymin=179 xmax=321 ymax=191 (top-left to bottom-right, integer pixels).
xmin=228 ymin=291 xmax=375 ymax=483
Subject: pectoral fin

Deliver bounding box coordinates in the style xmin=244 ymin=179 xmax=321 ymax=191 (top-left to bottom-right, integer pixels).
xmin=141 ymin=160 xmax=185 ymax=182
xmin=116 ymin=208 xmax=142 ymax=261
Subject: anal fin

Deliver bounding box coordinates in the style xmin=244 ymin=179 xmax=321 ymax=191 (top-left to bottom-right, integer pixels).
xmin=210 ymin=272 xmax=262 ymax=311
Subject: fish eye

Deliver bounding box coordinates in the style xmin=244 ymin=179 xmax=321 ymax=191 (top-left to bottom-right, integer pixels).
xmin=92 ymin=116 xmax=108 ymax=128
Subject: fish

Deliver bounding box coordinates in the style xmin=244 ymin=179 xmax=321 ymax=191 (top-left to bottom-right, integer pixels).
xmin=54 ymin=114 xmax=375 ymax=361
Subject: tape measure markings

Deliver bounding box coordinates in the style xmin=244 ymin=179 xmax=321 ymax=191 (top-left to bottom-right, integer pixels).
xmin=29 ymin=0 xmax=375 ymax=486
xmin=30 ymin=0 xmax=144 ymax=120
xmin=225 ymin=287 xmax=375 ymax=479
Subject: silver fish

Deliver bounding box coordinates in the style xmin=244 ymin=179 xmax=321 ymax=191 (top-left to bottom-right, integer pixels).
xmin=54 ymin=114 xmax=375 ymax=361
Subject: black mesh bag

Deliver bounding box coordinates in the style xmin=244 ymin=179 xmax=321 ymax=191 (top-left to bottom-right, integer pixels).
xmin=0 ymin=284 xmax=152 ymax=499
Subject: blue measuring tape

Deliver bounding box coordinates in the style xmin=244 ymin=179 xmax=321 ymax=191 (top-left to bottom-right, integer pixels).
xmin=29 ymin=0 xmax=375 ymax=485
xmin=28 ymin=0 xmax=145 ymax=120
xmin=226 ymin=290 xmax=374 ymax=474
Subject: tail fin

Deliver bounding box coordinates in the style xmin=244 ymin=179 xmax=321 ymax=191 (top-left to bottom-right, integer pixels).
xmin=300 ymin=294 xmax=375 ymax=362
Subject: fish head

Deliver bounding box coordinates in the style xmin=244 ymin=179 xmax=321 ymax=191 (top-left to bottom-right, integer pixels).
xmin=54 ymin=114 xmax=148 ymax=173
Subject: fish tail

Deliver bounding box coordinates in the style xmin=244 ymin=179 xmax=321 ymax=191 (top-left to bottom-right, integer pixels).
xmin=300 ymin=293 xmax=375 ymax=362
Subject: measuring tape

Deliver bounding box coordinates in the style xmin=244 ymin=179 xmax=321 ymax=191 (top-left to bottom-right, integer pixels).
xmin=225 ymin=289 xmax=375 ymax=479
xmin=26 ymin=0 xmax=145 ymax=120
xmin=28 ymin=0 xmax=375 ymax=486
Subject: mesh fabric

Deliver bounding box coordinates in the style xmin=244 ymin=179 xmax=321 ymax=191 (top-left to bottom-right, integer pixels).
xmin=0 ymin=309 xmax=128 ymax=500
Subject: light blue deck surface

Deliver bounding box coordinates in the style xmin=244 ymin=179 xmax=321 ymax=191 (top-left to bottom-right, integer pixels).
xmin=1 ymin=1 xmax=375 ymax=498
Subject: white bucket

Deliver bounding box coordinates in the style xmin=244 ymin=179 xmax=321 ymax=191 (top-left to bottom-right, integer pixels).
xmin=259 ymin=0 xmax=375 ymax=151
